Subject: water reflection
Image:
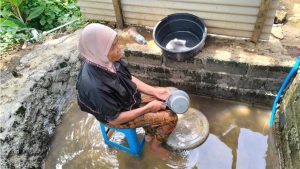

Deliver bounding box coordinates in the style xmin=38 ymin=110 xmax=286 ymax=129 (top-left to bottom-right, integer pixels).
xmin=187 ymin=134 xmax=233 ymax=169
xmin=44 ymin=96 xmax=279 ymax=169
xmin=236 ymin=128 xmax=268 ymax=169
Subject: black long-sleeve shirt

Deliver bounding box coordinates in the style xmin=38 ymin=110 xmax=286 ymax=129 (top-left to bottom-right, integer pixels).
xmin=76 ymin=60 xmax=141 ymax=123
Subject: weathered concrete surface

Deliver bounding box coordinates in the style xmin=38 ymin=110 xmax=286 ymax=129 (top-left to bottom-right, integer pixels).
xmin=0 ymin=31 xmax=82 ymax=168
xmin=274 ymin=70 xmax=300 ymax=169
xmin=124 ymin=36 xmax=294 ymax=106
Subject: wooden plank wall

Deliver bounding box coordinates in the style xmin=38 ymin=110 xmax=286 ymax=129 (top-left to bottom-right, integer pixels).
xmin=77 ymin=0 xmax=278 ymax=40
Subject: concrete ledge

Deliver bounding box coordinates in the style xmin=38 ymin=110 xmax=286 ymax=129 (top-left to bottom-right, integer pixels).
xmin=133 ymin=71 xmax=275 ymax=106
xmin=124 ymin=43 xmax=162 ymax=66
xmin=124 ymin=38 xmax=295 ymax=106
xmin=205 ymin=58 xmax=249 ymax=75
xmin=127 ymin=61 xmax=285 ymax=105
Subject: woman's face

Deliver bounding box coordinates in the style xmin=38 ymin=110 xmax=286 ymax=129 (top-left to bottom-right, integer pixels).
xmin=108 ymin=37 xmax=121 ymax=62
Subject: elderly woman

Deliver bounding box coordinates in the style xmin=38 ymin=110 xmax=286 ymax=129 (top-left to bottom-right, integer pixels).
xmin=76 ymin=23 xmax=178 ymax=158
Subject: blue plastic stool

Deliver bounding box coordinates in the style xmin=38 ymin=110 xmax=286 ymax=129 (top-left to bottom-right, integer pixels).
xmin=99 ymin=123 xmax=145 ymax=156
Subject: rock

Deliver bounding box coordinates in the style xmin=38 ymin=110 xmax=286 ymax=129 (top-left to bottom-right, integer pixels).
xmin=52 ymin=67 xmax=70 ymax=82
xmin=59 ymin=82 xmax=68 ymax=95
xmin=50 ymin=82 xmax=63 ymax=94
xmin=271 ymin=26 xmax=284 ymax=39
xmin=29 ymin=70 xmax=46 ymax=82
xmin=69 ymin=50 xmax=80 ymax=64
xmin=274 ymin=10 xmax=287 ymax=24
xmin=11 ymin=70 xmax=23 ymax=78
xmin=34 ymin=88 xmax=48 ymax=99
xmin=75 ymin=61 xmax=81 ymax=70
xmin=40 ymin=78 xmax=52 ymax=88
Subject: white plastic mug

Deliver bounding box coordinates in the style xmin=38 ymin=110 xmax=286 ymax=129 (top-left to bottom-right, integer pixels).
xmin=165 ymin=88 xmax=190 ymax=114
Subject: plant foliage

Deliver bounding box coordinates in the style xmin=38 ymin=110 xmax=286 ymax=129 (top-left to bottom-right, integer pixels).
xmin=0 ymin=0 xmax=82 ymax=53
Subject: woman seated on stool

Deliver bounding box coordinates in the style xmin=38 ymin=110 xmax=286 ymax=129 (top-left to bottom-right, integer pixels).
xmin=76 ymin=23 xmax=178 ymax=159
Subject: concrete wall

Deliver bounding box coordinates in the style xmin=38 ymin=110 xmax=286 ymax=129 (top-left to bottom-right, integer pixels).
xmin=124 ymin=40 xmax=292 ymax=106
xmin=77 ymin=0 xmax=278 ymax=40
xmin=0 ymin=32 xmax=82 ymax=168
xmin=274 ymin=70 xmax=300 ymax=169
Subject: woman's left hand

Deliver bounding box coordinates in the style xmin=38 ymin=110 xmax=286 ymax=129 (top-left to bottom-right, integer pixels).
xmin=153 ymin=87 xmax=172 ymax=101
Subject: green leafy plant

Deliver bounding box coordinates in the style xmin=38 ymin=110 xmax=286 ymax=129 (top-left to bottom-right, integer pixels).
xmin=0 ymin=0 xmax=82 ymax=53
xmin=0 ymin=0 xmax=26 ymax=29
xmin=23 ymin=0 xmax=81 ymax=31
xmin=0 ymin=29 xmax=28 ymax=54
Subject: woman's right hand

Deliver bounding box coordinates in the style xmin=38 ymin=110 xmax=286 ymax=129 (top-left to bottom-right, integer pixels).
xmin=146 ymin=100 xmax=166 ymax=113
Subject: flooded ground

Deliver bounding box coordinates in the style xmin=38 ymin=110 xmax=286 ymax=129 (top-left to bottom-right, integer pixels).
xmin=44 ymin=95 xmax=279 ymax=169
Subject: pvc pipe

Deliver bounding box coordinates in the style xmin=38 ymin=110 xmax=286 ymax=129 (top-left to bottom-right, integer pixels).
xmin=26 ymin=18 xmax=80 ymax=43
xmin=270 ymin=55 xmax=300 ymax=127
xmin=42 ymin=18 xmax=80 ymax=36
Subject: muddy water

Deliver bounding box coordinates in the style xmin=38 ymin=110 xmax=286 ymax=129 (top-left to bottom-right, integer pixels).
xmin=44 ymin=95 xmax=279 ymax=169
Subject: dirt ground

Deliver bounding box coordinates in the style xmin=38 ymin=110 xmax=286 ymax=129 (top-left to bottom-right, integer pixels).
xmin=275 ymin=0 xmax=300 ymax=56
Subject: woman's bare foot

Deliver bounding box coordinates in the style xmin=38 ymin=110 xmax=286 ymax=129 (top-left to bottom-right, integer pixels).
xmin=150 ymin=138 xmax=171 ymax=160
xmin=145 ymin=135 xmax=153 ymax=142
